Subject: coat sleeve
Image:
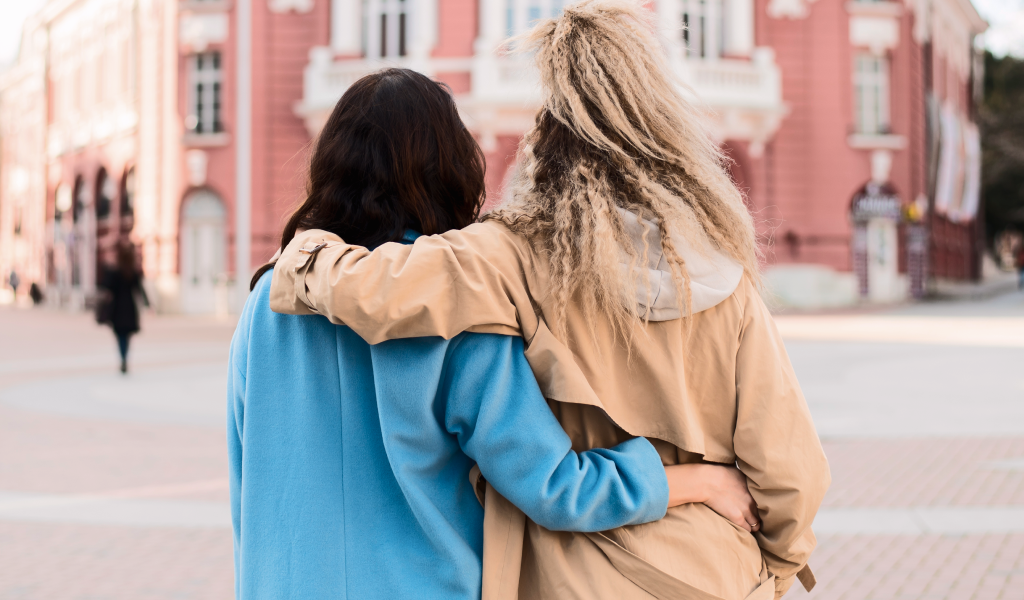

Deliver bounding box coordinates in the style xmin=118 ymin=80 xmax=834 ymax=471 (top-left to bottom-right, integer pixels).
xmin=268 ymin=224 xmax=529 ymax=344
xmin=732 ymin=281 xmax=831 ymax=597
xmin=443 ymin=334 xmax=669 ymax=532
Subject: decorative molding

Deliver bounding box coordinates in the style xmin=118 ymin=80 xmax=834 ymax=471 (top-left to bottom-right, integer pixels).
xmin=850 ymin=15 xmax=900 ymax=55
xmin=870 ymin=149 xmax=893 ymax=183
xmin=845 ymin=1 xmax=903 ymax=17
xmin=180 ymin=0 xmax=234 ymax=13
xmin=847 ymin=133 xmax=907 ymax=150
xmin=766 ymin=0 xmax=819 ymax=20
xmin=268 ymin=0 xmax=314 ymax=14
xmin=181 ymin=132 xmax=231 ymax=148
xmin=185 ymin=149 xmax=209 ymax=187
xmin=179 ymin=13 xmax=229 ymax=52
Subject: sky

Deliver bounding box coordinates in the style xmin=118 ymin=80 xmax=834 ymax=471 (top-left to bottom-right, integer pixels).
xmin=0 ymin=0 xmax=1021 ymax=68
xmin=973 ymin=0 xmax=1024 ymax=57
xmin=0 ymin=0 xmax=48 ymax=69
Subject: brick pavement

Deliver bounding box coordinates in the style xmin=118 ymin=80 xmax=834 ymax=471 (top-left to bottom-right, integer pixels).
xmin=0 ymin=307 xmax=235 ymax=600
xmin=787 ymin=533 xmax=1024 ymax=600
xmin=0 ymin=405 xmax=228 ymax=502
xmin=821 ymin=438 xmax=1024 ymax=508
xmin=3 ymin=296 xmax=1024 ymax=599
xmin=0 ymin=522 xmax=232 ymax=600
xmin=785 ymin=438 xmax=1024 ymax=598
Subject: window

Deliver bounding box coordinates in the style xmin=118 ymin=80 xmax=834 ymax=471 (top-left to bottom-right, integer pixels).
xmin=187 ymin=52 xmax=223 ymax=134
xmin=120 ymin=168 xmax=135 ymax=220
xmin=682 ymin=0 xmax=724 ymax=59
xmin=853 ymin=54 xmax=890 ymax=134
xmin=364 ymin=0 xmax=408 ymax=58
xmin=95 ymin=169 xmax=114 ymax=221
xmin=504 ymin=0 xmax=564 ymax=38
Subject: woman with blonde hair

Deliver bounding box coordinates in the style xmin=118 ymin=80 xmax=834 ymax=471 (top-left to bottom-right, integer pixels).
xmin=270 ymin=1 xmax=829 ymax=598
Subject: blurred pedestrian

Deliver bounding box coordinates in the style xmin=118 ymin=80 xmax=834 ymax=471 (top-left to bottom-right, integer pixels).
xmin=98 ymin=241 xmax=149 ymax=373
xmin=1017 ymin=242 xmax=1024 ymax=290
xmin=8 ymin=270 xmax=19 ymax=297
xmin=29 ymin=282 xmax=44 ymax=305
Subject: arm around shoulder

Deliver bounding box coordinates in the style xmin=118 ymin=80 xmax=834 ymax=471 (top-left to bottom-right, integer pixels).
xmin=269 ymin=223 xmax=528 ymax=344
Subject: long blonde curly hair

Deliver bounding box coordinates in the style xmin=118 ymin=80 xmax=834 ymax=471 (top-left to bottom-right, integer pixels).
xmin=486 ymin=0 xmax=760 ymax=343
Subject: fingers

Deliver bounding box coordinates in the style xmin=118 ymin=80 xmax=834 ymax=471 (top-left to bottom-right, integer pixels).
xmin=739 ymin=500 xmax=760 ymax=533
xmin=740 ymin=509 xmax=758 ymax=532
xmin=728 ymin=510 xmax=752 ymax=531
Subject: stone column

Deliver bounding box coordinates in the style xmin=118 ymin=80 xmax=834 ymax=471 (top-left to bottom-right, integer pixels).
xmin=331 ymin=0 xmax=363 ymax=55
xmin=725 ymin=0 xmax=754 ymax=57
xmin=410 ymin=0 xmax=438 ymax=71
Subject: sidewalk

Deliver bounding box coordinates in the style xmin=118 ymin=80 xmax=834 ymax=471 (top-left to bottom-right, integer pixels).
xmin=782 ymin=290 xmax=1024 ymax=599
xmin=1 ymin=292 xmax=1023 ymax=599
xmin=930 ymin=269 xmax=1020 ymax=302
xmin=0 ymin=307 xmax=235 ymax=600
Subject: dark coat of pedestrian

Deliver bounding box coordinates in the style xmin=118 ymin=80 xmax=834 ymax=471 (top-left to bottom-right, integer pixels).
xmin=99 ymin=242 xmax=149 ymax=372
xmin=1017 ymin=242 xmax=1024 ymax=290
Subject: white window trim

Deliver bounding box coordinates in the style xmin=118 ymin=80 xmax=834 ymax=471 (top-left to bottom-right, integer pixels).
xmin=364 ymin=0 xmax=408 ymax=58
xmin=504 ymin=0 xmax=564 ymax=39
xmin=853 ymin=53 xmax=890 ymax=135
xmin=187 ymin=52 xmax=224 ymax=135
xmin=681 ymin=0 xmax=725 ymax=60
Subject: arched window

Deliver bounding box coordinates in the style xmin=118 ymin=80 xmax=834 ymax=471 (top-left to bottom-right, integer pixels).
xmin=120 ymin=167 xmax=136 ymax=233
xmin=72 ymin=176 xmax=87 ymax=224
xmin=95 ymin=168 xmax=114 ymax=221
xmin=69 ymin=175 xmax=97 ymax=293
xmin=55 ymin=183 xmax=73 ymax=221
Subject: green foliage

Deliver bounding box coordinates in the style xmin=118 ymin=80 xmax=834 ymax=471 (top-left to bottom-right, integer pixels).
xmin=981 ymin=52 xmax=1024 ymax=235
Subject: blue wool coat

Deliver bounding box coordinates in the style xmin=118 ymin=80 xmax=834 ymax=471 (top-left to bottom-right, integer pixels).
xmin=228 ymin=265 xmax=669 ymax=600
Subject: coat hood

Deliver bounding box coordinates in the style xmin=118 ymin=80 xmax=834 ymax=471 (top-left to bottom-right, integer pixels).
xmin=618 ymin=208 xmax=743 ymax=321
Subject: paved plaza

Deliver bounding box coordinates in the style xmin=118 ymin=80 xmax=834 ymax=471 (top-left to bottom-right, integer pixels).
xmin=1 ymin=291 xmax=1023 ymax=599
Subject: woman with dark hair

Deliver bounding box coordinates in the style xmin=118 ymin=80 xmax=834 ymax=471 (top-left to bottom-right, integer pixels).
xmin=230 ymin=68 xmax=755 ymax=600
xmin=98 ymin=240 xmax=148 ymax=373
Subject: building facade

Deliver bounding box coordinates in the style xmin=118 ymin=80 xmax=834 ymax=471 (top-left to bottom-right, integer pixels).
xmin=0 ymin=0 xmax=987 ymax=313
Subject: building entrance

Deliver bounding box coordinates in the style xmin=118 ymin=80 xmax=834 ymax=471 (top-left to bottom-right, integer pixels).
xmin=180 ymin=190 xmax=227 ymax=314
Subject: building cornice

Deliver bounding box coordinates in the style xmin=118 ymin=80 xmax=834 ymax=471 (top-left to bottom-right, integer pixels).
xmin=845 ymin=1 xmax=903 ymax=18
xmin=182 ymin=132 xmax=232 ymax=148
xmin=848 ymin=133 xmax=907 ymax=150
xmin=180 ymin=0 xmax=235 ymax=14
xmin=949 ymin=0 xmax=988 ymax=33
xmin=38 ymin=0 xmax=84 ymax=26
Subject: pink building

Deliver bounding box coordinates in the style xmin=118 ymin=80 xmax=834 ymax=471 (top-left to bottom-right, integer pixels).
xmin=0 ymin=0 xmax=987 ymax=313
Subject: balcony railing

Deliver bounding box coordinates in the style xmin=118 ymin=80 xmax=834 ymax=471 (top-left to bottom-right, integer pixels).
xmin=295 ymin=48 xmax=466 ymax=134
xmin=675 ymin=53 xmax=781 ymax=111
xmin=469 ymin=55 xmax=541 ymax=106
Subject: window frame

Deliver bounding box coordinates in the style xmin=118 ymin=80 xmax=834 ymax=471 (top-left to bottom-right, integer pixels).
xmin=186 ymin=51 xmax=224 ymax=135
xmin=682 ymin=0 xmax=725 ymax=59
xmin=853 ymin=53 xmax=891 ymax=135
xmin=363 ymin=0 xmax=409 ymax=59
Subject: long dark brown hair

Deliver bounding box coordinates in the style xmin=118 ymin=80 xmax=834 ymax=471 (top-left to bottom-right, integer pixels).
xmin=251 ymin=68 xmax=486 ymax=290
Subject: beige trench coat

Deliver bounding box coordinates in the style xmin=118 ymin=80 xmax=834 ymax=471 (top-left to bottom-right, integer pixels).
xmin=270 ymin=221 xmax=830 ymax=600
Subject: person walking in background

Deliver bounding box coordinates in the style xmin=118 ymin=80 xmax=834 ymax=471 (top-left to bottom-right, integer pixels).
xmin=8 ymin=270 xmax=19 ymax=298
xmin=1017 ymin=240 xmax=1024 ymax=290
xmin=98 ymin=240 xmax=149 ymax=373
